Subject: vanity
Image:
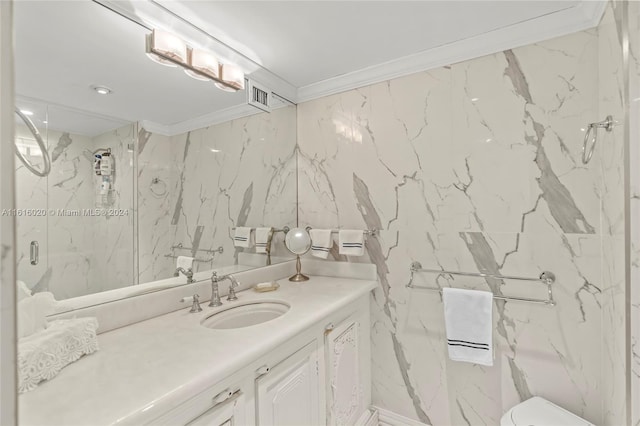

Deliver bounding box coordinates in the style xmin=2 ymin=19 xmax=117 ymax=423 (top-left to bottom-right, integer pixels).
xmin=18 ymin=262 xmax=377 ymax=426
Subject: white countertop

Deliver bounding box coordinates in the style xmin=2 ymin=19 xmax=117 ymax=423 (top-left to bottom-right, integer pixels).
xmin=19 ymin=275 xmax=376 ymax=426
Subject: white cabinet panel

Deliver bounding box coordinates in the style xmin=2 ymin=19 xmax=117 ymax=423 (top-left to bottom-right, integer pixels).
xmin=256 ymin=341 xmax=320 ymax=426
xmin=326 ymin=316 xmax=366 ymax=426
xmin=186 ymin=391 xmax=245 ymax=426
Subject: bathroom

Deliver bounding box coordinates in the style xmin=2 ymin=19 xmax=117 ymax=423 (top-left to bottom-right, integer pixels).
xmin=0 ymin=0 xmax=638 ymax=425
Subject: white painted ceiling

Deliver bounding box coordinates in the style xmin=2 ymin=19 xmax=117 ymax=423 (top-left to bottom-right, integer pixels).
xmin=14 ymin=0 xmax=601 ymax=137
xmin=156 ymin=1 xmax=580 ymax=88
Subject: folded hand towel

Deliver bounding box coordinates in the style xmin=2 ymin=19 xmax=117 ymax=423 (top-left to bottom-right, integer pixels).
xmin=176 ymin=256 xmax=194 ymax=271
xmin=443 ymin=288 xmax=493 ymax=366
xmin=18 ymin=317 xmax=99 ymax=393
xmin=338 ymin=229 xmax=365 ymax=256
xmin=255 ymin=227 xmax=273 ymax=254
xmin=234 ymin=227 xmax=254 ymax=248
xmin=18 ymin=292 xmax=56 ymax=339
xmin=309 ymin=229 xmax=332 ymax=259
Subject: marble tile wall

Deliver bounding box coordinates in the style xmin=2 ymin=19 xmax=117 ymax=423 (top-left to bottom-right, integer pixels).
xmin=138 ymin=105 xmax=297 ymax=283
xmin=629 ymin=0 xmax=640 ymax=424
xmin=14 ymin=123 xmax=135 ymax=300
xmin=598 ymin=2 xmax=628 ymax=425
xmin=89 ymin=125 xmax=136 ymax=293
xmin=298 ymin=28 xmax=606 ymax=424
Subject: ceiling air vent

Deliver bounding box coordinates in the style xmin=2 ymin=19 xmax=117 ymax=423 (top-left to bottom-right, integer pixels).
xmin=246 ymin=79 xmax=271 ymax=112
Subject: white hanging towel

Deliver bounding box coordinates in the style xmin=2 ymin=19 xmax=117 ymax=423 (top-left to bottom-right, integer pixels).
xmin=442 ymin=287 xmax=493 ymax=366
xmin=255 ymin=227 xmax=273 ymax=254
xmin=309 ymin=229 xmax=332 ymax=259
xmin=176 ymin=256 xmax=194 ymax=271
xmin=234 ymin=227 xmax=254 ymax=248
xmin=338 ymin=229 xmax=365 ymax=256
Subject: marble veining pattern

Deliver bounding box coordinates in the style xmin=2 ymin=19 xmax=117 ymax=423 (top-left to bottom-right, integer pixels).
xmin=15 ymin=123 xmax=136 ymax=300
xmin=137 ymin=105 xmax=297 ymax=282
xmin=298 ymin=27 xmax=605 ymax=424
xmin=628 ymin=0 xmax=640 ymax=424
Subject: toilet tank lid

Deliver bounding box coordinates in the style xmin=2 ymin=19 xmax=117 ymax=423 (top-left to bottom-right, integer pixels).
xmin=508 ymin=397 xmax=594 ymax=426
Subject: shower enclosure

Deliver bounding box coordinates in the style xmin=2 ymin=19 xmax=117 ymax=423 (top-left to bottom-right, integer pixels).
xmin=14 ymin=102 xmax=136 ymax=300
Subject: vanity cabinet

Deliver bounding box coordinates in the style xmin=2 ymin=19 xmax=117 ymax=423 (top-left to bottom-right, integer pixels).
xmin=186 ymin=391 xmax=246 ymax=426
xmin=148 ymin=294 xmax=371 ymax=426
xmin=256 ymin=341 xmax=320 ymax=425
xmin=325 ymin=313 xmax=367 ymax=426
xmin=153 ymin=383 xmax=248 ymax=426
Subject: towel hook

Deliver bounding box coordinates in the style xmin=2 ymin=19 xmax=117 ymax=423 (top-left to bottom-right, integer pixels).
xmin=582 ymin=115 xmax=614 ymax=164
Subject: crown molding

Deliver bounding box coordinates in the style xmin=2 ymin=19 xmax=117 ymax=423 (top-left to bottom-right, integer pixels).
xmin=140 ymin=104 xmax=258 ymax=136
xmin=296 ymin=0 xmax=607 ymax=103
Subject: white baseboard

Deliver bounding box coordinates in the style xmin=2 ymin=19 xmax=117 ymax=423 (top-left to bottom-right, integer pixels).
xmin=372 ymin=406 xmax=430 ymax=426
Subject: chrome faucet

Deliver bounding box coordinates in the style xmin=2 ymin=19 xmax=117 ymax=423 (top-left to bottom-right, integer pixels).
xmin=180 ymin=294 xmax=202 ymax=313
xmin=174 ymin=267 xmax=194 ymax=284
xmin=210 ymin=272 xmax=240 ymax=306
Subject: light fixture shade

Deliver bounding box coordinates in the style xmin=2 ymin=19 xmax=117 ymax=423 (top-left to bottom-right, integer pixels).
xmin=189 ymin=49 xmax=219 ymax=79
xmin=146 ymin=29 xmax=187 ymax=66
xmin=219 ymin=64 xmax=245 ymax=90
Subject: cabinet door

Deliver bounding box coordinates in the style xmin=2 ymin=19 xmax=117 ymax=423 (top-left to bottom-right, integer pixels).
xmin=325 ymin=316 xmax=365 ymax=426
xmin=256 ymin=341 xmax=320 ymax=426
xmin=186 ymin=391 xmax=245 ymax=426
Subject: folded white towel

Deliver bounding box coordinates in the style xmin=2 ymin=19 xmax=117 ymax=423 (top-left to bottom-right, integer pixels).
xmin=443 ymin=288 xmax=493 ymax=366
xmin=255 ymin=227 xmax=273 ymax=254
xmin=309 ymin=229 xmax=332 ymax=259
xmin=234 ymin=227 xmax=254 ymax=248
xmin=18 ymin=292 xmax=56 ymax=339
xmin=176 ymin=256 xmax=194 ymax=271
xmin=338 ymin=229 xmax=365 ymax=256
xmin=18 ymin=317 xmax=99 ymax=393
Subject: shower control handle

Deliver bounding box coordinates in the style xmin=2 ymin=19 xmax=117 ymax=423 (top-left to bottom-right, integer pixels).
xmin=30 ymin=241 xmax=39 ymax=265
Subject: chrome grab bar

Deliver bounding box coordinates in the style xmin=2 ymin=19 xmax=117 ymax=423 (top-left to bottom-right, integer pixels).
xmin=406 ymin=261 xmax=556 ymax=306
xmin=14 ymin=108 xmax=51 ymax=177
xmin=582 ymin=115 xmax=615 ymax=164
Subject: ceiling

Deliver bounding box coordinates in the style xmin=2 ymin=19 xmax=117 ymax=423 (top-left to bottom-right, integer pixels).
xmin=13 ymin=1 xmax=605 ymax=137
xmin=156 ymin=1 xmax=581 ymax=88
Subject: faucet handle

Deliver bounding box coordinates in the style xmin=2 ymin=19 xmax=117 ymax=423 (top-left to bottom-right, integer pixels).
xmin=227 ymin=275 xmax=239 ymax=301
xmin=181 ymin=294 xmax=203 ymax=313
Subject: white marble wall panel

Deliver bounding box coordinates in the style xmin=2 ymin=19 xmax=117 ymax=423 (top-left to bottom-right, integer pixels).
xmin=137 ymin=129 xmax=178 ymax=284
xmin=138 ymin=105 xmax=297 ymax=282
xmin=298 ymin=29 xmax=604 ymax=424
xmin=628 ymin=0 xmax=640 ymax=424
xmin=90 ymin=124 xmax=136 ymax=293
xmin=14 ymin=123 xmax=136 ymax=300
xmin=598 ymin=3 xmax=628 ymax=425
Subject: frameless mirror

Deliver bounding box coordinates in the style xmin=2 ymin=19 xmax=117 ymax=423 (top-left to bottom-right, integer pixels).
xmin=284 ymin=228 xmax=311 ymax=282
xmin=13 ymin=0 xmax=297 ymax=311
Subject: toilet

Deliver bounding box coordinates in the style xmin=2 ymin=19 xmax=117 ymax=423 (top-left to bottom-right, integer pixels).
xmin=501 ymin=397 xmax=594 ymax=425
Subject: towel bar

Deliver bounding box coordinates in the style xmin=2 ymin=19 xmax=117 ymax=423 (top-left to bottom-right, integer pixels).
xmin=304 ymin=227 xmax=378 ymax=236
xmin=165 ymin=244 xmax=224 ymax=263
xmin=406 ymin=261 xmax=556 ymax=306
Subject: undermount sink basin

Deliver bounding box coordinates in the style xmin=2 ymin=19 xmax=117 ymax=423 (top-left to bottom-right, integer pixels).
xmin=201 ymin=301 xmax=290 ymax=329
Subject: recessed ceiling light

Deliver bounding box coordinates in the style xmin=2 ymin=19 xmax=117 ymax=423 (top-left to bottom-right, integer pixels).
xmin=20 ymin=110 xmax=33 ymax=116
xmin=91 ymin=85 xmax=113 ymax=95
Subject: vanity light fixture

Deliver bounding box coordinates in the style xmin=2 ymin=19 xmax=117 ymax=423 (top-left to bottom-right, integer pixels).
xmin=145 ymin=29 xmax=186 ymax=67
xmin=185 ymin=49 xmax=219 ymax=81
xmin=216 ymin=64 xmax=245 ymax=91
xmin=145 ymin=29 xmax=244 ymax=92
